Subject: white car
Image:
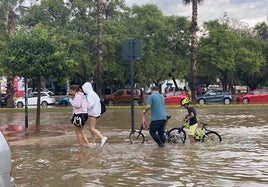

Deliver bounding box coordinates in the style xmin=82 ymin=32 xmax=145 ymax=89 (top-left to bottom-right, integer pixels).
xmin=0 ymin=131 xmax=15 ymax=187
xmin=14 ymin=91 xmax=56 ymax=108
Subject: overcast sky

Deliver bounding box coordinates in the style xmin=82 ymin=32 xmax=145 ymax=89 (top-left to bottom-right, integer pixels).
xmin=125 ymin=0 xmax=267 ymax=27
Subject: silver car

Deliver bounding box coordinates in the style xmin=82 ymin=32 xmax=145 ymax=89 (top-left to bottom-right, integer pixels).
xmin=14 ymin=91 xmax=56 ymax=108
xmin=0 ymin=131 xmax=15 ymax=187
xmin=197 ymin=90 xmax=232 ymax=105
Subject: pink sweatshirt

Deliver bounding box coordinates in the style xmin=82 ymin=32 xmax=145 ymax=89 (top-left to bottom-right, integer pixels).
xmin=69 ymin=91 xmax=87 ymax=114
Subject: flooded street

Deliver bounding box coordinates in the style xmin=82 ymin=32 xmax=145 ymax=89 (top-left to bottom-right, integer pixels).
xmin=1 ymin=105 xmax=268 ymax=187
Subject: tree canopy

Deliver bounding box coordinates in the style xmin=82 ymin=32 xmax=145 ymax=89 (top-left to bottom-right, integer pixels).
xmin=0 ymin=1 xmax=267 ymax=95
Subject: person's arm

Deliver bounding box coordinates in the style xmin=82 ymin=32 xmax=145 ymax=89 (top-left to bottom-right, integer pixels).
xmin=69 ymin=94 xmax=82 ymax=108
xmin=143 ymin=104 xmax=151 ymax=114
xmin=185 ymin=111 xmax=195 ymax=122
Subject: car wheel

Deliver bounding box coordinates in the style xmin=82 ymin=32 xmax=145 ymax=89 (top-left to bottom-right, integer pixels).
xmin=60 ymin=100 xmax=68 ymax=107
xmin=133 ymin=99 xmax=140 ymax=105
xmin=17 ymin=102 xmax=24 ymax=108
xmin=242 ymin=98 xmax=249 ymax=104
xmin=224 ymin=98 xmax=231 ymax=105
xmin=198 ymin=99 xmax=205 ymax=105
xmin=107 ymin=100 xmax=114 ymax=106
xmin=41 ymin=101 xmax=48 ymax=107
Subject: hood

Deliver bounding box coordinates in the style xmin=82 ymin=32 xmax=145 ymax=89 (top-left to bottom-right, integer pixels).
xmin=82 ymin=82 xmax=93 ymax=95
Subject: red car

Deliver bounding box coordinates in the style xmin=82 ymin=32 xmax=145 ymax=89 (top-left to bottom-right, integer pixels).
xmin=238 ymin=89 xmax=268 ymax=104
xmin=104 ymin=88 xmax=143 ymax=105
xmin=164 ymin=91 xmax=189 ymax=105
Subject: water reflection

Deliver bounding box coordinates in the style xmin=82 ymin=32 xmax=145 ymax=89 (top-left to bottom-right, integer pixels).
xmin=0 ymin=106 xmax=268 ymax=186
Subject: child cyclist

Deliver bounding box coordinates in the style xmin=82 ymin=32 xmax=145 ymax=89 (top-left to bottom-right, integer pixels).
xmin=181 ymin=98 xmax=198 ymax=143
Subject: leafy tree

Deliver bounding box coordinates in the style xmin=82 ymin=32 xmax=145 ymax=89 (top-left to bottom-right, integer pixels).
xmin=0 ymin=0 xmax=24 ymax=107
xmin=97 ymin=0 xmax=129 ymax=96
xmin=254 ymin=22 xmax=268 ymax=87
xmin=235 ymin=32 xmax=267 ymax=90
xmin=1 ymin=24 xmax=75 ymax=131
xmin=20 ymin=0 xmax=96 ymax=86
xmin=96 ymin=0 xmax=105 ymax=97
xmin=124 ymin=4 xmax=191 ymax=92
xmin=198 ymin=21 xmax=237 ymax=91
xmin=198 ymin=19 xmax=266 ymax=91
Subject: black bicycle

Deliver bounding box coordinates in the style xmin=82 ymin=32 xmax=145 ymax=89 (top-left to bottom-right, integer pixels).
xmin=129 ymin=115 xmax=187 ymax=144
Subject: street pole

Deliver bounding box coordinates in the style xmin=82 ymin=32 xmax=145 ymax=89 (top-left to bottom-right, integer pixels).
xmin=24 ymin=78 xmax=28 ymax=129
xmin=123 ymin=39 xmax=142 ymax=133
xmin=130 ymin=40 xmax=134 ymax=132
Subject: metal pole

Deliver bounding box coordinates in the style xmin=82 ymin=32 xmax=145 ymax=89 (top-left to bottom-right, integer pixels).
xmin=130 ymin=40 xmax=135 ymax=132
xmin=25 ymin=78 xmax=28 ymax=129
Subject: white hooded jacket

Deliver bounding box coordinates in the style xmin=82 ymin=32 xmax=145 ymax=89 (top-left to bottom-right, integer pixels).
xmin=82 ymin=82 xmax=101 ymax=117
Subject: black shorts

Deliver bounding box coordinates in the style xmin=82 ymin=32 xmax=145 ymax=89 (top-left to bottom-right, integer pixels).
xmin=71 ymin=113 xmax=88 ymax=127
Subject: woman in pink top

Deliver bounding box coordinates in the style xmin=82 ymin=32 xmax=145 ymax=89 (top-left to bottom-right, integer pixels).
xmin=68 ymin=85 xmax=90 ymax=150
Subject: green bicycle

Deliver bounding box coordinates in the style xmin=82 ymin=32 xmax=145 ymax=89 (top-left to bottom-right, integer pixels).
xmin=181 ymin=121 xmax=222 ymax=143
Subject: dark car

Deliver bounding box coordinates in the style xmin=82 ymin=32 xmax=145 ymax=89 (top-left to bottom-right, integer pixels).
xmin=104 ymin=89 xmax=143 ymax=105
xmin=197 ymin=90 xmax=232 ymax=105
xmin=0 ymin=93 xmax=8 ymax=107
xmin=237 ymin=89 xmax=268 ymax=104
xmin=57 ymin=96 xmax=71 ymax=107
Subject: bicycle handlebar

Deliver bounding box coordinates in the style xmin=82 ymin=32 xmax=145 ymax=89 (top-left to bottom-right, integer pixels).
xmin=199 ymin=122 xmax=209 ymax=125
xmin=167 ymin=115 xmax=171 ymax=120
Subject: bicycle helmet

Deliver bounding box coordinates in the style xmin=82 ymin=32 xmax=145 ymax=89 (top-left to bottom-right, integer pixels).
xmin=181 ymin=97 xmax=190 ymax=106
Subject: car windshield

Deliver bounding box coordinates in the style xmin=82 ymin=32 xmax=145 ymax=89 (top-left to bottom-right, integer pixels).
xmin=204 ymin=90 xmax=214 ymax=95
xmin=48 ymin=92 xmax=54 ymax=97
xmin=165 ymin=91 xmax=185 ymax=96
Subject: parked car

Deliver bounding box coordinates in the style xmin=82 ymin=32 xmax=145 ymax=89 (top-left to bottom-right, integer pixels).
xmin=0 ymin=131 xmax=15 ymax=187
xmin=104 ymin=89 xmax=143 ymax=105
xmin=164 ymin=91 xmax=189 ymax=105
xmin=237 ymin=89 xmax=268 ymax=104
xmin=27 ymin=88 xmax=54 ymax=95
xmin=57 ymin=96 xmax=71 ymax=107
xmin=14 ymin=91 xmax=56 ymax=108
xmin=197 ymin=90 xmax=232 ymax=105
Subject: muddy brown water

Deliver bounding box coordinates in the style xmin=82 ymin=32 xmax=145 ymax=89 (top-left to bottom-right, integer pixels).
xmin=0 ymin=105 xmax=268 ymax=187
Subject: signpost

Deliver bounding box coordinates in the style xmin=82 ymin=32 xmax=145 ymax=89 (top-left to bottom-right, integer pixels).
xmin=123 ymin=39 xmax=142 ymax=132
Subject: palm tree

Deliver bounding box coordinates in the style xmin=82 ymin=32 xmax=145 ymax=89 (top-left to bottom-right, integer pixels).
xmin=96 ymin=0 xmax=105 ymax=98
xmin=0 ymin=0 xmax=22 ymax=108
xmin=182 ymin=0 xmax=203 ymax=102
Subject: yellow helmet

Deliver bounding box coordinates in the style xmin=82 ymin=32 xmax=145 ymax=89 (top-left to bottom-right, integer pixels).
xmin=181 ymin=97 xmax=190 ymax=106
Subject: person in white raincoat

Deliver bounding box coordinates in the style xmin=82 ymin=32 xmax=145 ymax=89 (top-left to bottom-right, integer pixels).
xmin=82 ymin=82 xmax=107 ymax=147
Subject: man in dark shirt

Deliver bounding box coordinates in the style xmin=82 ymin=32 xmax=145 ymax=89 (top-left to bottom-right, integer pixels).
xmin=181 ymin=98 xmax=198 ymax=143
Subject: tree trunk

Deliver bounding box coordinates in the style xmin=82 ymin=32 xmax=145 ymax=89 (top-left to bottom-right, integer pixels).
xmin=7 ymin=7 xmax=15 ymax=33
xmin=96 ymin=0 xmax=105 ymax=99
xmin=189 ymin=0 xmax=198 ymax=103
xmin=5 ymin=7 xmax=16 ymax=108
xmin=36 ymin=75 xmax=41 ymax=133
xmin=6 ymin=76 xmax=15 ymax=108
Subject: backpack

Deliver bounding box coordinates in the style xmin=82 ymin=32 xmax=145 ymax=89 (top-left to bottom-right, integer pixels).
xmin=100 ymin=101 xmax=106 ymax=114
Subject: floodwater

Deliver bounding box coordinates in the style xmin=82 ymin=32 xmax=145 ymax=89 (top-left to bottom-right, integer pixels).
xmin=0 ymin=105 xmax=268 ymax=187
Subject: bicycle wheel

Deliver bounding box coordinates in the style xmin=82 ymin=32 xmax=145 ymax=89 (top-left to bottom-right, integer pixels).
xmin=167 ymin=128 xmax=186 ymax=144
xmin=129 ymin=130 xmax=146 ymax=144
xmin=202 ymin=131 xmax=222 ymax=143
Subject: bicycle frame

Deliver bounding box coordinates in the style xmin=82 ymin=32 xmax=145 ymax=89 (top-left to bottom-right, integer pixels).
xmin=181 ymin=121 xmax=222 ymax=143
